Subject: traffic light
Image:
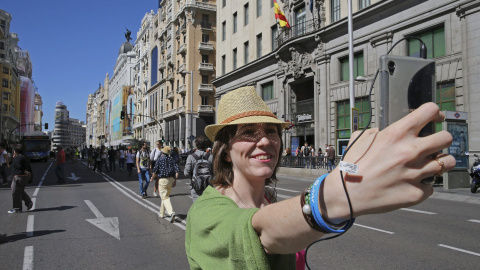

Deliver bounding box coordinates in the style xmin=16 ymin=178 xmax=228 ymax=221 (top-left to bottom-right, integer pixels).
xmin=162 ymin=136 xmax=165 ymax=143
xmin=44 ymin=123 xmax=48 ymax=129
xmin=120 ymin=111 xmax=125 ymax=120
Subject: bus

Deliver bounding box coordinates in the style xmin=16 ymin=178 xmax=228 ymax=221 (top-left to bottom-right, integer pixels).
xmin=21 ymin=133 xmax=51 ymax=162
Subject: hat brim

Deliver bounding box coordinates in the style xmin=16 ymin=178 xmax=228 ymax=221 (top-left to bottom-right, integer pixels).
xmin=205 ymin=115 xmax=290 ymax=142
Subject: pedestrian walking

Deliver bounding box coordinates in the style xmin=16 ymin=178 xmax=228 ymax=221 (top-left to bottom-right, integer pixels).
xmin=93 ymin=147 xmax=102 ymax=172
xmin=149 ymin=140 xmax=163 ymax=197
xmin=118 ymin=147 xmax=125 ymax=171
xmin=87 ymin=145 xmax=94 ymax=169
xmin=101 ymin=145 xmax=109 ymax=172
xmin=55 ymin=146 xmax=66 ymax=184
xmin=184 ymin=136 xmax=213 ymax=202
xmin=151 ymin=146 xmax=180 ymax=222
xmin=8 ymin=147 xmax=33 ymax=213
xmin=136 ymin=142 xmax=151 ymax=198
xmin=126 ymin=149 xmax=135 ymax=177
xmin=0 ymin=143 xmax=10 ymax=186
xmin=108 ymin=146 xmax=117 ymax=172
xmin=327 ymin=144 xmax=336 ymax=171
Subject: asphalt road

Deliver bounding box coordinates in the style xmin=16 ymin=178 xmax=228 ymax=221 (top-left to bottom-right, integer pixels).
xmin=1 ymin=160 xmax=479 ymax=269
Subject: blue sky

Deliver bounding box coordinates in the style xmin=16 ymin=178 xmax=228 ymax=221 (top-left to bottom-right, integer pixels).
xmin=2 ymin=0 xmax=159 ymax=131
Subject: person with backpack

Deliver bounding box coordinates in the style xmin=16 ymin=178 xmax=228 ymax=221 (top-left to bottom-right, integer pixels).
xmin=150 ymin=140 xmax=164 ymax=197
xmin=151 ymin=146 xmax=180 ymax=222
xmin=136 ymin=142 xmax=151 ymax=199
xmin=184 ymin=135 xmax=213 ymax=202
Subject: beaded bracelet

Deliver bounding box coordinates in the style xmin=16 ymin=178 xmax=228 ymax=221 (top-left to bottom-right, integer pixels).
xmin=309 ymin=174 xmax=355 ymax=233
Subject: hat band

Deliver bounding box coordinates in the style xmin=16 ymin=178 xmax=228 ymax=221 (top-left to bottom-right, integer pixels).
xmin=220 ymin=111 xmax=278 ymax=124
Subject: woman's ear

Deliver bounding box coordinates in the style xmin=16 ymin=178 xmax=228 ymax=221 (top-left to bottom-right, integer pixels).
xmin=225 ymin=152 xmax=231 ymax=162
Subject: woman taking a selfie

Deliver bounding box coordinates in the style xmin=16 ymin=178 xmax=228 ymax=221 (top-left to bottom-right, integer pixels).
xmin=185 ymin=86 xmax=455 ymax=269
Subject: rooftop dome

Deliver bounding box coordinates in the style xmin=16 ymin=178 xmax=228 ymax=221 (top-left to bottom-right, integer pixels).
xmin=56 ymin=101 xmax=65 ymax=106
xmin=119 ymin=42 xmax=134 ymax=55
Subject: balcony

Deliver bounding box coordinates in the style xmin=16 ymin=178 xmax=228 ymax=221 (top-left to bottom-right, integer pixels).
xmin=198 ymin=63 xmax=214 ymax=72
xmin=167 ymin=90 xmax=174 ymax=100
xmin=181 ymin=23 xmax=187 ymax=33
xmin=198 ymin=42 xmax=214 ymax=51
xmin=198 ymin=84 xmax=213 ymax=94
xmin=167 ymin=52 xmax=172 ymax=59
xmin=178 ymin=63 xmax=186 ymax=73
xmin=177 ymin=84 xmax=186 ymax=95
xmin=158 ymin=61 xmax=165 ymax=70
xmin=175 ymin=29 xmax=180 ymax=39
xmin=200 ymin=21 xmax=212 ymax=30
xmin=276 ymin=19 xmax=320 ymax=48
xmin=177 ymin=105 xmax=185 ymax=114
xmin=166 ymin=72 xmax=174 ymax=81
xmin=198 ymin=105 xmax=214 ymax=114
xmin=177 ymin=43 xmax=187 ymax=54
xmin=163 ymin=108 xmax=177 ymax=119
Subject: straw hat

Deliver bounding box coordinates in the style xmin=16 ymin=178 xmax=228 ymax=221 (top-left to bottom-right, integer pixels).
xmin=161 ymin=146 xmax=172 ymax=155
xmin=205 ymin=86 xmax=289 ymax=142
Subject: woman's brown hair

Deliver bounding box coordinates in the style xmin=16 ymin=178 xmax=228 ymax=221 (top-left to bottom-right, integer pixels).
xmin=210 ymin=124 xmax=284 ymax=188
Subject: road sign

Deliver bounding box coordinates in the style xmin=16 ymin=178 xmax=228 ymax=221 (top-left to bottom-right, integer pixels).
xmin=351 ymin=108 xmax=359 ymax=132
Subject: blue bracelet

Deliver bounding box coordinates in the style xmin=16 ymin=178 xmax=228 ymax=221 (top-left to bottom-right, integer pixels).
xmin=309 ymin=174 xmax=355 ymax=233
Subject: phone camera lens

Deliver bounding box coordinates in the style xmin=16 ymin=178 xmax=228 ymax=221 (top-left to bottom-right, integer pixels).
xmin=387 ymin=61 xmax=396 ymax=75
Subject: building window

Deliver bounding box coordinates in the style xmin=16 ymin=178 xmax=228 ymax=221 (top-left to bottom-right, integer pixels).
xmin=271 ymin=25 xmax=278 ymax=50
xmin=295 ymin=6 xmax=306 ymax=36
xmin=331 ymin=0 xmax=341 ymax=23
xmin=202 ymin=34 xmax=209 ymax=42
xmin=244 ymin=3 xmax=249 ymax=26
xmin=151 ymin=47 xmax=158 ymax=85
xmin=222 ymin=0 xmax=226 ymax=8
xmin=222 ymin=21 xmax=226 ymax=41
xmin=202 ymin=75 xmax=209 ymax=84
xmin=222 ymin=55 xmax=226 ymax=75
xmin=202 ymin=54 xmax=209 ymax=63
xmin=2 ymin=79 xmax=8 ymax=88
xmin=183 ymin=96 xmax=185 ymax=106
xmin=336 ymin=97 xmax=371 ymax=139
xmin=340 ymin=53 xmax=364 ymax=81
xmin=0 ymin=41 xmax=4 ymax=50
xmin=256 ymin=34 xmax=262 ymax=59
xmin=202 ymin=96 xmax=209 ymax=105
xmin=261 ymin=82 xmax=274 ymax=101
xmin=359 ymin=0 xmax=370 ymax=10
xmin=233 ymin=12 xmax=237 ymax=33
xmin=257 ymin=0 xmax=262 ymax=17
xmin=408 ymin=26 xmax=445 ymax=59
xmin=244 ymin=41 xmax=249 ymax=64
xmin=233 ymin=48 xmax=238 ymax=70
xmin=2 ymin=67 xmax=8 ymax=74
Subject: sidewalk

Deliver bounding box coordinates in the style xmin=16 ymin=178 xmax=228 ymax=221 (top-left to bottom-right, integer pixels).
xmin=277 ymin=172 xmax=480 ymax=205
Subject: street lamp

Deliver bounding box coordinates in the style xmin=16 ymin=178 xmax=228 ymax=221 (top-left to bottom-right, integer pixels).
xmin=179 ymin=70 xmax=193 ymax=149
xmin=347 ymin=0 xmax=356 ymax=135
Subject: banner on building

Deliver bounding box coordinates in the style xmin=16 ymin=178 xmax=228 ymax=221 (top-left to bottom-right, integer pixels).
xmin=111 ymin=92 xmax=122 ymax=141
xmin=122 ymin=86 xmax=135 ymax=136
xmin=20 ymin=76 xmax=35 ymax=132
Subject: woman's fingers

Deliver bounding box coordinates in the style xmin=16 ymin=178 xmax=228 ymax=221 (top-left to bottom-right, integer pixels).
xmin=416 ymin=131 xmax=453 ymax=158
xmin=393 ymin=102 xmax=442 ymax=136
xmin=417 ymin=154 xmax=456 ymax=181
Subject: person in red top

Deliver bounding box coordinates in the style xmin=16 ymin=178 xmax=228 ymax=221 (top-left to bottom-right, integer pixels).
xmin=55 ymin=146 xmax=66 ymax=184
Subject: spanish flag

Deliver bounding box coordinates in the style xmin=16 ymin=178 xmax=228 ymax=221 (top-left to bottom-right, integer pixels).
xmin=274 ymin=0 xmax=291 ymax=28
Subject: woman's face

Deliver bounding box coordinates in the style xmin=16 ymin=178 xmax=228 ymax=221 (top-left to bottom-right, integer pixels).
xmin=227 ymin=123 xmax=281 ymax=181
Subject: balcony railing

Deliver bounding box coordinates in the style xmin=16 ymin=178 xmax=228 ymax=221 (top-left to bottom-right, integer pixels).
xmin=198 ymin=84 xmax=213 ymax=94
xmin=178 ymin=84 xmax=186 ymax=95
xmin=200 ymin=21 xmax=212 ymax=30
xmin=178 ymin=63 xmax=186 ymax=73
xmin=198 ymin=105 xmax=214 ymax=113
xmin=167 ymin=90 xmax=174 ymax=100
xmin=177 ymin=43 xmax=187 ymax=54
xmin=198 ymin=63 xmax=214 ymax=72
xmin=158 ymin=61 xmax=165 ymax=70
xmin=163 ymin=108 xmax=177 ymax=119
xmin=177 ymin=105 xmax=186 ymax=114
xmin=181 ymin=23 xmax=187 ymax=33
xmin=276 ymin=19 xmax=320 ymax=49
xmin=166 ymin=73 xmax=174 ymax=81
xmin=198 ymin=42 xmax=214 ymax=51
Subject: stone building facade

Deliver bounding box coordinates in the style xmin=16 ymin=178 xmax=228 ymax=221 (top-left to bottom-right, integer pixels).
xmin=213 ymin=0 xmax=480 ymax=164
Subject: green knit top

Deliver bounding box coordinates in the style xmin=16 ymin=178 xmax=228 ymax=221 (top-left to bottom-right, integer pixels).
xmin=185 ymin=186 xmax=296 ymax=270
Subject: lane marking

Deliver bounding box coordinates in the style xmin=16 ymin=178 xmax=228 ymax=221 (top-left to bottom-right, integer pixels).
xmin=400 ymin=208 xmax=437 ymax=215
xmin=468 ymin=219 xmax=480 ymax=224
xmin=354 ymin=223 xmax=395 ymax=234
xmin=26 ymin=215 xmax=34 ymax=237
xmin=101 ymin=174 xmax=186 ymax=230
xmin=33 ymin=162 xmax=53 ymax=197
xmin=23 ymin=246 xmax=33 ymax=270
xmin=84 ymin=200 xmax=120 ymax=240
xmin=438 ymin=244 xmax=480 ymax=257
xmin=84 ymin=200 xmax=104 ymax=218
xmin=277 ymin=194 xmax=293 ymax=199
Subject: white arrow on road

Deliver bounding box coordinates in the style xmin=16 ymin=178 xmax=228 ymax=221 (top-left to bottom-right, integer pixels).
xmin=67 ymin=173 xmax=81 ymax=181
xmin=84 ymin=200 xmax=120 ymax=240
